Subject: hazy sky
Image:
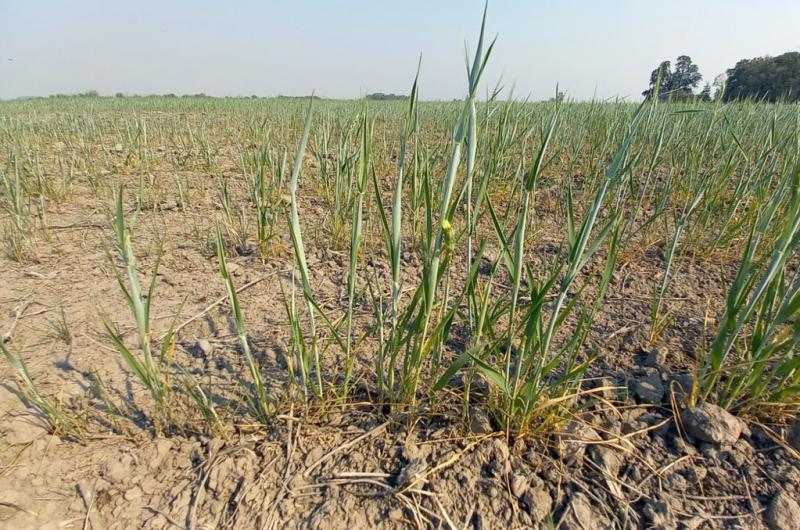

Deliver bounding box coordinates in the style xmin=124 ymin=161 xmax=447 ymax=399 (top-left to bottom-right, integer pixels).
xmin=2 ymin=0 xmax=799 ymax=101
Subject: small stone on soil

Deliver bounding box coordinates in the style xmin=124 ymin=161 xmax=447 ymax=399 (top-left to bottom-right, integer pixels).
xmin=680 ymin=402 xmax=743 ymax=446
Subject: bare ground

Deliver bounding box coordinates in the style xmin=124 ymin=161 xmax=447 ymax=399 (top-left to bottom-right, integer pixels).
xmin=2 ymin=171 xmax=800 ymax=530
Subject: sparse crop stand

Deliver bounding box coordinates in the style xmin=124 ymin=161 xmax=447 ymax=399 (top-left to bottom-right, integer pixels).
xmin=2 ymin=10 xmax=800 ymax=530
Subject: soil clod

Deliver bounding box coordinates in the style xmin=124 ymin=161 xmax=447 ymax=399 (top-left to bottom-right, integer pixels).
xmin=766 ymin=491 xmax=800 ymax=530
xmin=680 ymin=402 xmax=743 ymax=446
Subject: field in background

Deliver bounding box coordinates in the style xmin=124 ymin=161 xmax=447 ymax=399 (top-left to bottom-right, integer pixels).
xmin=2 ymin=78 xmax=800 ymax=527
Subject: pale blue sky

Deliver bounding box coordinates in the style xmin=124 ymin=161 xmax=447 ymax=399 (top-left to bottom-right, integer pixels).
xmin=2 ymin=0 xmax=799 ymax=100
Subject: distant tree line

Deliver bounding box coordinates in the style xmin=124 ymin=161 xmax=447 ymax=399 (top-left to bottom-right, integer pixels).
xmin=364 ymin=92 xmax=407 ymax=101
xmin=46 ymin=90 xmax=101 ymax=98
xmin=46 ymin=91 xmax=209 ymax=98
xmin=276 ymin=94 xmax=321 ymax=100
xmin=115 ymin=92 xmax=208 ymax=98
xmin=723 ymin=52 xmax=800 ymax=102
xmin=644 ymin=51 xmax=800 ymax=103
xmin=43 ymin=92 xmax=323 ymax=99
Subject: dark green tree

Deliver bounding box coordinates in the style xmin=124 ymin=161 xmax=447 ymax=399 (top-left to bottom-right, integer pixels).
xmin=723 ymin=52 xmax=800 ymax=102
xmin=643 ymin=56 xmax=703 ymax=101
xmin=672 ymin=55 xmax=703 ymax=95
xmin=699 ymin=83 xmax=712 ymax=102
xmin=642 ymin=61 xmax=672 ymax=100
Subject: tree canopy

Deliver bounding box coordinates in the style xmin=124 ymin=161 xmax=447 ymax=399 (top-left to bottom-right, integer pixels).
xmin=723 ymin=52 xmax=800 ymax=102
xmin=642 ymin=56 xmax=703 ymax=101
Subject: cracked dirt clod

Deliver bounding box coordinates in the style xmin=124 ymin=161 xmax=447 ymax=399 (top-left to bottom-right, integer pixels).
xmin=680 ymin=402 xmax=743 ymax=446
xmin=589 ymin=445 xmax=622 ymax=477
xmin=510 ymin=472 xmax=528 ymax=499
xmin=521 ymin=486 xmax=552 ymax=523
xmin=644 ymin=499 xmax=676 ymax=530
xmin=196 ymin=338 xmax=214 ymax=356
xmin=561 ymin=492 xmax=611 ymax=529
xmin=304 ymin=446 xmax=325 ymax=468
xmin=556 ymin=421 xmax=601 ymax=466
xmin=395 ymin=458 xmax=427 ymax=489
xmin=469 ymin=409 xmax=493 ymax=434
xmin=766 ymin=491 xmax=800 ymax=530
xmin=632 ymin=372 xmax=665 ymax=404
xmin=645 ymin=346 xmax=669 ymax=368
